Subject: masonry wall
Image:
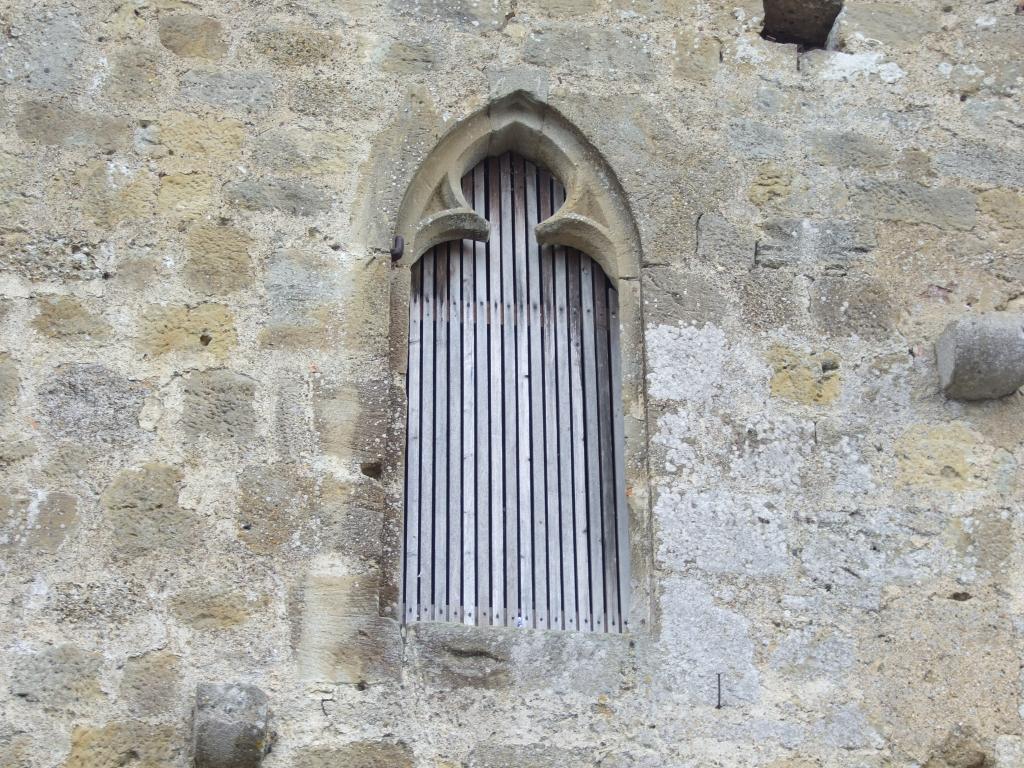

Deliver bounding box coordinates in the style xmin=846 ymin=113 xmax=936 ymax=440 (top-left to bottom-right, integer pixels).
xmin=1 ymin=1 xmax=1023 ymax=766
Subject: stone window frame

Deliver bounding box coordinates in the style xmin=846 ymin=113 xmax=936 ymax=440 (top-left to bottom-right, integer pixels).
xmin=379 ymin=91 xmax=654 ymax=634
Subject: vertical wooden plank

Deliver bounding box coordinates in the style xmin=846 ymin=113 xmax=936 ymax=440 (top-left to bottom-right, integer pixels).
xmin=419 ymin=251 xmax=436 ymax=622
xmin=513 ymin=153 xmax=533 ymax=628
xmin=473 ymin=163 xmax=491 ymax=626
xmin=594 ymin=271 xmax=619 ymax=632
xmin=580 ymin=256 xmax=605 ymax=632
xmin=500 ymin=153 xmax=519 ymax=626
xmin=486 ymin=156 xmax=505 ymax=626
xmin=447 ymin=241 xmax=462 ymax=624
xmin=608 ymin=284 xmax=631 ymax=631
xmin=433 ymin=248 xmax=449 ymax=623
xmin=553 ymin=247 xmax=577 ymax=632
xmin=403 ymin=260 xmax=423 ymax=625
xmin=524 ymin=160 xmax=547 ymax=630
xmin=567 ymin=250 xmax=591 ymax=631
xmin=538 ymin=171 xmax=562 ymax=631
xmin=461 ymin=235 xmax=476 ymax=626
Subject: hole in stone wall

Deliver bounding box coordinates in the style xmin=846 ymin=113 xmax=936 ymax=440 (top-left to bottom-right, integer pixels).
xmin=949 ymin=591 xmax=973 ymax=601
xmin=761 ymin=0 xmax=843 ymax=50
xmin=199 ymin=333 xmax=212 ymax=346
xmin=359 ymin=460 xmax=383 ymax=480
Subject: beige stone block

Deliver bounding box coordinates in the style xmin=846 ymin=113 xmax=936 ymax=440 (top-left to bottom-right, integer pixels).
xmin=157 ymin=172 xmax=216 ymax=218
xmin=170 ymin=589 xmax=264 ymax=629
xmin=894 ymin=424 xmax=1000 ymax=492
xmin=979 ymin=188 xmax=1024 ymax=231
xmin=158 ymin=14 xmax=227 ymax=59
xmin=809 ymin=275 xmax=897 ymax=340
xmin=295 ymin=742 xmax=414 ymax=768
xmin=0 ymin=352 xmax=19 ymax=414
xmin=137 ymin=303 xmax=236 ymax=357
xmin=119 ymin=651 xmax=182 ymax=717
xmin=247 ymin=25 xmax=335 ymax=66
xmin=748 ymin=163 xmax=792 ymax=206
xmin=672 ymin=32 xmax=720 ymax=82
xmin=32 ymin=296 xmax=110 ymax=339
xmin=63 ymin=721 xmax=179 ymax=768
xmin=181 ymin=369 xmax=256 ymax=440
xmin=0 ymin=490 xmax=78 ymax=553
xmin=104 ymin=46 xmax=162 ymax=102
xmin=160 ymin=111 xmax=245 ymax=164
xmin=184 ymin=223 xmax=254 ymax=294
xmin=72 ymin=161 xmax=156 ymax=227
xmin=767 ymin=345 xmax=841 ymax=405
xmin=10 ymin=645 xmax=103 ymax=708
xmin=100 ymin=463 xmax=195 ymax=559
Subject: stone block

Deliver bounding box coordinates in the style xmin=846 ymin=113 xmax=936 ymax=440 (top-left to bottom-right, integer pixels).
xmin=410 ymin=623 xmax=512 ymax=689
xmin=160 ymin=112 xmax=246 ymax=164
xmin=137 ymin=303 xmax=236 ymax=357
xmin=9 ymin=645 xmax=102 ymax=707
xmin=105 ymin=46 xmax=161 ymax=102
xmin=748 ymin=163 xmax=792 ymax=206
xmin=0 ymin=9 xmax=84 ymax=93
xmin=828 ymin=3 xmax=938 ymax=52
xmin=0 ymin=232 xmax=101 ymax=282
xmin=225 ymin=178 xmax=331 ymax=216
xmin=486 ymin=66 xmax=549 ymax=101
xmin=171 ymin=589 xmax=261 ymax=630
xmin=119 ymin=652 xmax=182 ymax=718
xmin=853 ymin=181 xmax=976 ymax=231
xmin=72 ymin=161 xmax=157 ymax=227
xmin=755 ymin=218 xmax=875 ymax=268
xmin=696 ymin=214 xmax=755 ymax=269
xmin=672 ymin=32 xmax=720 ymax=83
xmin=250 ymin=127 xmax=351 ymax=176
xmin=294 ymin=742 xmax=413 ymax=768
xmin=767 ymin=345 xmax=841 ymax=404
xmin=809 ymin=275 xmax=897 ymax=339
xmin=100 ymin=463 xmax=195 ymax=559
xmin=64 ymin=721 xmax=180 ymax=768
xmin=261 ymin=248 xmax=347 ymax=348
xmin=157 ymin=172 xmax=216 ymax=218
xmin=193 ymin=683 xmax=273 ymax=768
xmin=522 ymin=25 xmax=653 ymax=75
xmin=185 ymin=223 xmax=254 ymax=295
xmin=762 ymin=0 xmax=842 ymax=46
xmin=0 ymin=354 xmax=18 ymax=415
xmin=468 ymin=745 xmax=592 ymax=768
xmin=32 ymin=296 xmax=110 ymax=339
xmin=159 ymin=15 xmax=227 ymax=59
xmin=38 ymin=364 xmax=148 ymax=446
xmin=247 ymin=26 xmax=334 ymax=66
xmin=181 ymin=369 xmax=257 ymax=440
xmin=390 ymin=0 xmax=511 ymax=32
xmin=182 ymin=70 xmax=276 ymax=111
xmin=978 ymin=188 xmax=1024 ymax=231
xmin=807 ymin=129 xmax=892 ymax=169
xmin=936 ymin=314 xmax=1024 ymax=400
xmin=15 ymin=101 xmax=129 ymax=152
xmin=0 ymin=490 xmax=78 ymax=553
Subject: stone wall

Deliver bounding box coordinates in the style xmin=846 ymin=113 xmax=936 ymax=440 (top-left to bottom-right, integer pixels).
xmin=1 ymin=0 xmax=1022 ymax=766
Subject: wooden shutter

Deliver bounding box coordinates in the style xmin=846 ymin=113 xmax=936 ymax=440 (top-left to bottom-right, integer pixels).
xmin=402 ymin=152 xmax=630 ymax=633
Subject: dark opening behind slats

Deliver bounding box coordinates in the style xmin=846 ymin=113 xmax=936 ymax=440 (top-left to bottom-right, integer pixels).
xmin=402 ymin=152 xmax=629 ymax=633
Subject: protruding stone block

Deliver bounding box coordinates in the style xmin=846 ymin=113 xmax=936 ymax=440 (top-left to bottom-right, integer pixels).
xmin=193 ymin=683 xmax=274 ymax=768
xmin=936 ymin=314 xmax=1024 ymax=400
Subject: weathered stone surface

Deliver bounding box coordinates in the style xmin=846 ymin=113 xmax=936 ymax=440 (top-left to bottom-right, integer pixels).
xmin=0 ymin=491 xmax=78 ymax=553
xmin=807 ymin=129 xmax=892 ymax=169
xmin=160 ymin=112 xmax=245 ymax=163
xmin=756 ymin=218 xmax=875 ymax=268
xmin=767 ymin=345 xmax=840 ymax=405
xmin=171 ymin=589 xmax=261 ymax=630
xmin=294 ymin=742 xmax=413 ymax=768
xmin=63 ymin=721 xmax=179 ymax=768
xmin=71 ymin=161 xmax=157 ymax=227
xmin=762 ymin=0 xmax=842 ymax=46
xmin=468 ymin=745 xmax=591 ymax=768
xmin=119 ymin=652 xmax=182 ymax=718
xmin=933 ymin=142 xmax=1024 ymax=189
xmin=32 ymin=296 xmax=110 ymax=339
xmin=854 ymin=180 xmax=977 ymax=230
xmin=15 ymin=101 xmax=129 ymax=152
xmin=936 ymin=314 xmax=1024 ymax=400
xmin=248 ymin=26 xmax=334 ymax=66
xmin=260 ymin=248 xmax=347 ymax=348
xmin=250 ymin=127 xmax=351 ymax=176
xmin=0 ymin=9 xmax=85 ymax=93
xmin=0 ymin=231 xmax=102 ymax=282
xmin=9 ymin=645 xmax=102 ymax=707
xmin=828 ymin=3 xmax=939 ymax=52
xmin=193 ymin=683 xmax=273 ymax=768
xmin=391 ymin=0 xmax=511 ymax=32
xmin=38 ymin=364 xmax=148 ymax=445
xmin=137 ymin=303 xmax=236 ymax=357
xmin=100 ymin=464 xmax=194 ymax=559
xmin=0 ymin=354 xmax=18 ymax=416
xmin=696 ymin=213 xmax=755 ymax=269
xmin=748 ymin=163 xmax=792 ymax=206
xmin=157 ymin=172 xmax=216 ymax=218
xmin=105 ymin=46 xmax=161 ymax=101
xmin=313 ymin=383 xmax=386 ymax=458
xmin=185 ymin=223 xmax=254 ymax=294
xmin=382 ymin=41 xmax=438 ymax=75
xmin=410 ymin=624 xmax=512 ymax=689
xmin=523 ymin=26 xmax=653 ymax=74
xmin=182 ymin=70 xmax=276 ymax=111
xmin=894 ymin=424 xmax=995 ymax=492
xmin=181 ymin=369 xmax=257 ymax=440
xmin=159 ymin=15 xmax=227 ymax=60
xmin=672 ymin=32 xmax=720 ymax=82
xmin=225 ymin=178 xmax=331 ymax=215
xmin=978 ymin=188 xmax=1024 ymax=231
xmin=809 ymin=275 xmax=897 ymax=339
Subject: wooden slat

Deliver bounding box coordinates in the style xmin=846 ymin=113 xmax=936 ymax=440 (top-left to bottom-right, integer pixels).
xmin=594 ymin=272 xmax=620 ymax=632
xmin=473 ymin=163 xmax=490 ymax=626
xmin=403 ymin=260 xmax=423 ymax=624
xmin=580 ymin=257 xmax=605 ymax=632
xmin=567 ymin=250 xmax=592 ymax=631
xmin=513 ymin=153 xmax=533 ymax=628
xmin=487 ymin=156 xmax=505 ymax=626
xmin=419 ymin=251 xmax=435 ymax=622
xmin=460 ymin=235 xmax=476 ymax=626
xmin=447 ymin=241 xmax=462 ymax=624
xmin=553 ymin=247 xmax=576 ymax=631
xmin=433 ymin=248 xmax=449 ymax=623
xmin=609 ymin=285 xmax=631 ymax=629
xmin=500 ymin=152 xmax=519 ymax=626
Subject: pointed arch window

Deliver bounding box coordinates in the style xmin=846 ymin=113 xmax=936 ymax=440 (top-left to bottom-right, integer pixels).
xmin=402 ymin=152 xmax=629 ymax=633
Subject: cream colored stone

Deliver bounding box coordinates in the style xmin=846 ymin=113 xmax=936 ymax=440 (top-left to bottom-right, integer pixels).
xmin=160 ymin=111 xmax=245 ymax=163
xmin=32 ymin=296 xmax=110 ymax=339
xmin=767 ymin=345 xmax=841 ymax=405
xmin=136 ymin=303 xmax=236 ymax=357
xmin=184 ymin=223 xmax=254 ymax=294
xmin=156 ymin=172 xmax=215 ymax=218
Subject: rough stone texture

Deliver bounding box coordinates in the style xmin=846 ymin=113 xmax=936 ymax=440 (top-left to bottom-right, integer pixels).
xmin=762 ymin=0 xmax=842 ymax=46
xmin=936 ymin=314 xmax=1024 ymax=400
xmin=193 ymin=683 xmax=273 ymax=768
xmin=1 ymin=2 xmax=1022 ymax=767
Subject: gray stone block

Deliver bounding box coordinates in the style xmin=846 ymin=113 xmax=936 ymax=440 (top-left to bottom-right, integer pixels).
xmin=936 ymin=314 xmax=1024 ymax=401
xmin=756 ymin=217 xmax=875 ymax=268
xmin=193 ymin=683 xmax=274 ymax=768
